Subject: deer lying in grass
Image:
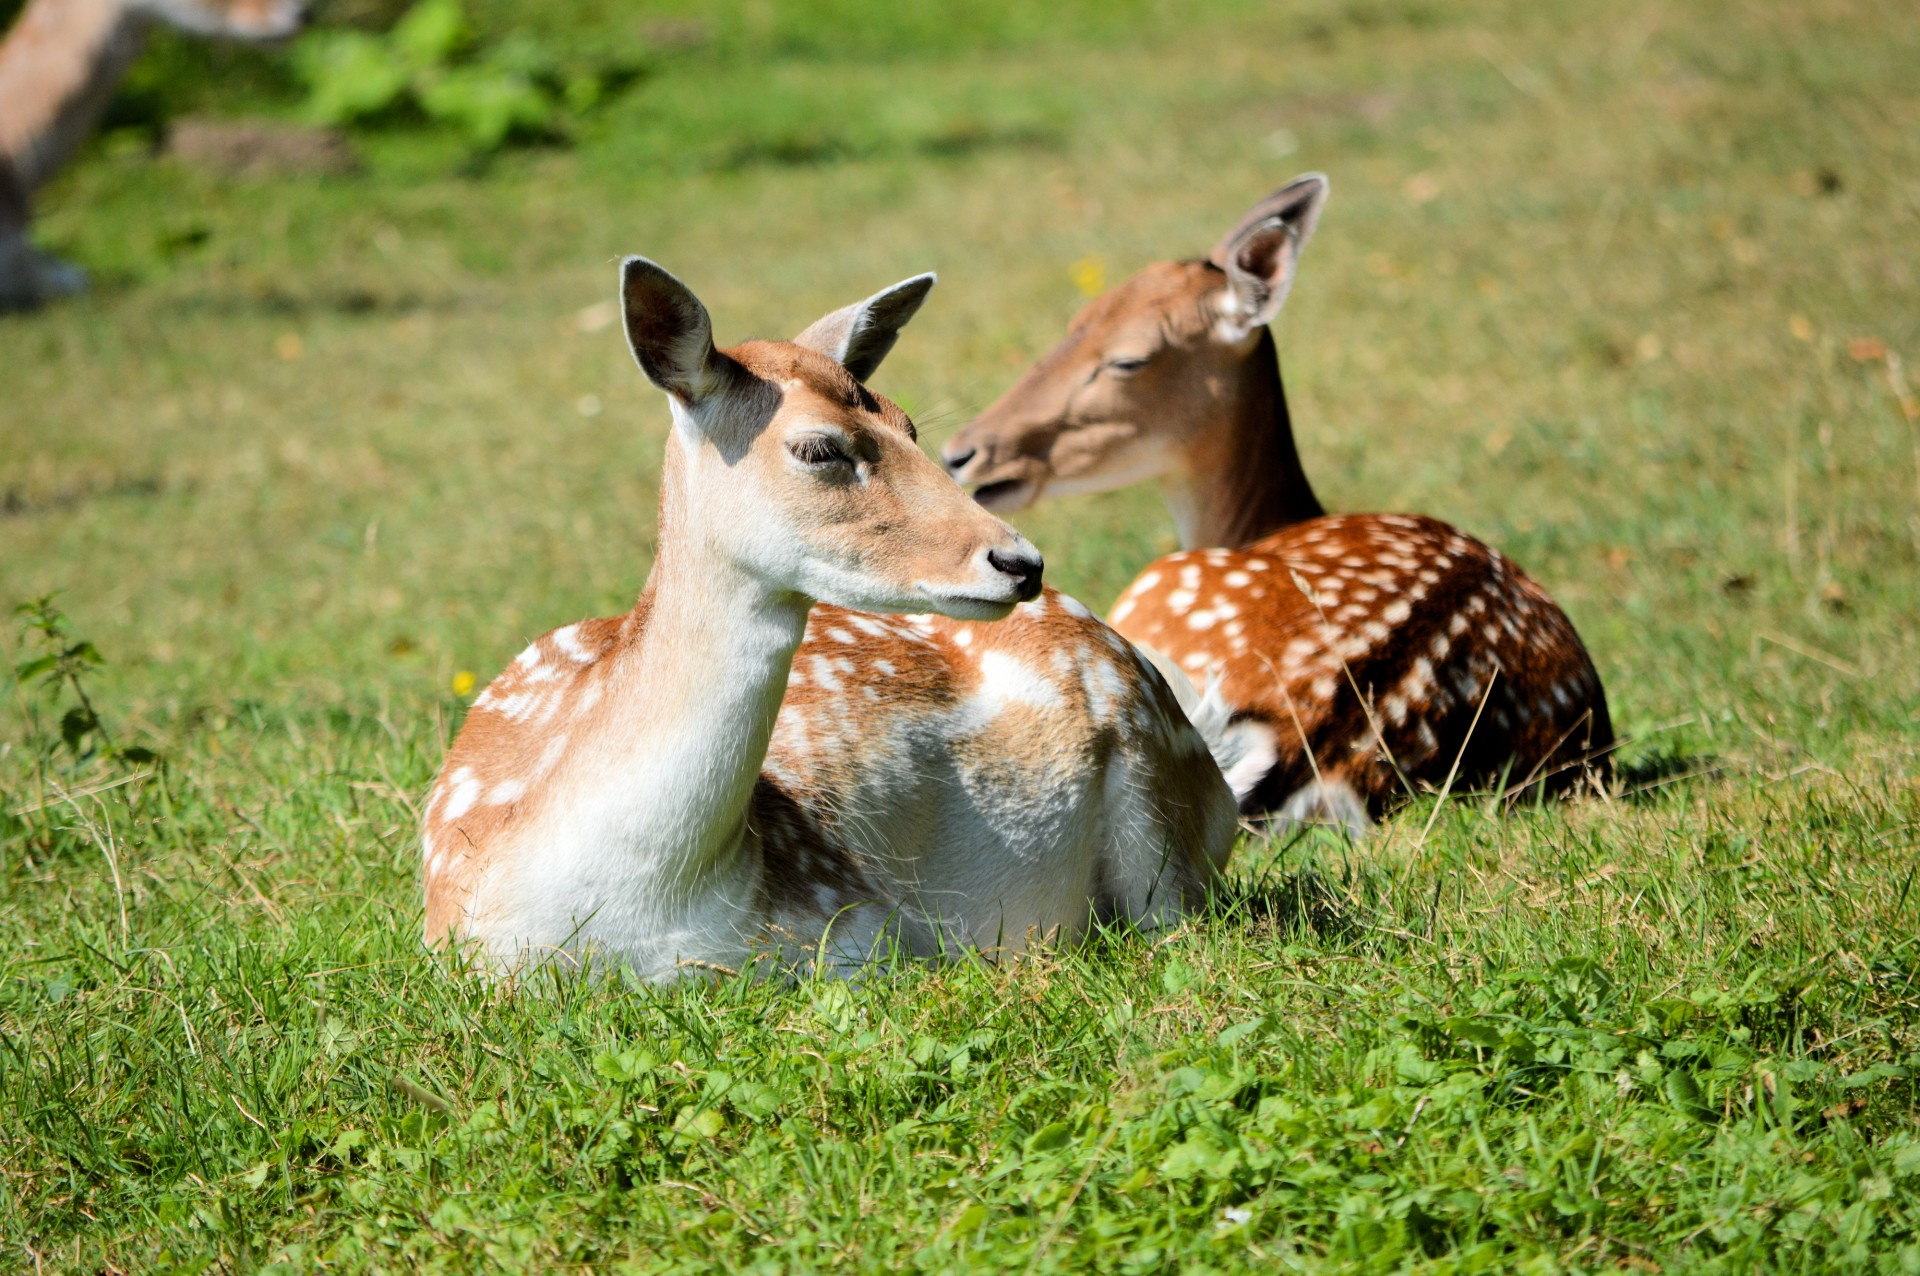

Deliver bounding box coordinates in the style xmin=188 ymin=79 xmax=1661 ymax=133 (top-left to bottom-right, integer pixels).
xmin=423 ymin=260 xmax=1239 ymax=980
xmin=943 ymin=174 xmax=1612 ymax=831
xmin=0 ymin=0 xmax=308 ymax=310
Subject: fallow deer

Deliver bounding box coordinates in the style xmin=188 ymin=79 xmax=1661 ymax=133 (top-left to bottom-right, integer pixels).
xmin=423 ymin=260 xmax=1239 ymax=980
xmin=0 ymin=0 xmax=308 ymax=309
xmin=943 ymin=174 xmax=1612 ymax=831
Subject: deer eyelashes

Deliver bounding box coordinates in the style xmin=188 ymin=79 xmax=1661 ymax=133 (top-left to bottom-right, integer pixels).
xmin=786 ymin=433 xmax=856 ymax=470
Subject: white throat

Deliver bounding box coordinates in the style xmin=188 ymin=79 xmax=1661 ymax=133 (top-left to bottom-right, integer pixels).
xmin=496 ymin=532 xmax=812 ymax=974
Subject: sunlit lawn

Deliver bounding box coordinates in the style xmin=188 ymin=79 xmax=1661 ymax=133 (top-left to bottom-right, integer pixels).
xmin=3 ymin=0 xmax=1918 ymax=1268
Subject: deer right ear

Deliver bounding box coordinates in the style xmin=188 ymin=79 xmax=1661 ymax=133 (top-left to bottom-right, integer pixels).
xmin=620 ymin=257 xmax=720 ymax=405
xmin=1208 ymin=173 xmax=1329 ymax=338
xmin=791 ymin=273 xmax=937 ymax=383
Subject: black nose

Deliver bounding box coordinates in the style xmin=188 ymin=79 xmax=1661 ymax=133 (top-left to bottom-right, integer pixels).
xmin=943 ymin=445 xmax=977 ymax=476
xmin=987 ymin=548 xmax=1044 ymax=601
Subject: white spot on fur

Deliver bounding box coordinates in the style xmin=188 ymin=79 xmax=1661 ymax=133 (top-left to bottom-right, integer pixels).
xmin=497 ymin=692 xmax=540 ymax=722
xmin=552 ymin=625 xmax=594 ymax=664
xmin=443 ymin=768 xmax=480 ymax=821
xmin=488 ymin=777 xmax=526 ymax=805
xmin=977 ymin=650 xmax=1064 ymax=710
xmin=1167 ymin=589 xmax=1197 ymax=610
xmin=1382 ymin=599 xmax=1412 ymax=625
xmin=1404 ymin=656 xmax=1435 ymax=694
xmin=1086 ymin=659 xmax=1127 ymax=722
xmin=1187 ymin=609 xmax=1218 ymax=631
xmin=1277 ymin=778 xmax=1369 ymax=836
xmin=533 ymin=733 xmax=569 ymax=777
xmin=1219 ymin=720 xmax=1277 ymax=801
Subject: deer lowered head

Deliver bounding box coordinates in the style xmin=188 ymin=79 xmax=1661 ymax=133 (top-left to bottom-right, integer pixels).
xmin=943 ymin=173 xmax=1331 ymax=549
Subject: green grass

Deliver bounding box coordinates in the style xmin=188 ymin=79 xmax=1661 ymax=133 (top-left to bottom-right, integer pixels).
xmin=4 ymin=0 xmax=1919 ymax=1268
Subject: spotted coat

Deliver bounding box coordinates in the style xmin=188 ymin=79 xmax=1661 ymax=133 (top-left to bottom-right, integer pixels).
xmin=1109 ymin=514 xmax=1611 ymax=822
xmin=421 ymin=587 xmax=1235 ymax=968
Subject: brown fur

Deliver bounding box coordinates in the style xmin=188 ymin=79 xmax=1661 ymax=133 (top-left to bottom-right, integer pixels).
xmin=945 ymin=185 xmax=1612 ymax=819
xmin=1112 ymin=517 xmax=1610 ymax=813
xmin=423 ymin=285 xmax=1233 ymax=971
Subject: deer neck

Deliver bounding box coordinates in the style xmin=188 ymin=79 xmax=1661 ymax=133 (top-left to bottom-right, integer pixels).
xmin=0 ymin=0 xmax=149 ymax=192
xmin=571 ymin=444 xmax=810 ymax=896
xmin=1162 ymin=327 xmax=1324 ymax=550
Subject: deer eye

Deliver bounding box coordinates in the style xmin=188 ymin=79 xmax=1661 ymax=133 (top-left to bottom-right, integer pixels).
xmin=1104 ymin=356 xmax=1149 ymax=376
xmin=787 ymin=434 xmax=852 ymax=467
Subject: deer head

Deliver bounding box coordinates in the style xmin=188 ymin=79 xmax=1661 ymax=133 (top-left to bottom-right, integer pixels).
xmin=942 ymin=174 xmax=1329 ymax=527
xmin=622 ymin=258 xmax=1044 ymax=619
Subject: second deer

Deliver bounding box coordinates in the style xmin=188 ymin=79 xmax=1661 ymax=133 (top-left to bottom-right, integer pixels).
xmin=423 ymin=260 xmax=1238 ymax=980
xmin=943 ymin=175 xmax=1612 ymax=830
xmin=0 ymin=0 xmax=308 ymax=309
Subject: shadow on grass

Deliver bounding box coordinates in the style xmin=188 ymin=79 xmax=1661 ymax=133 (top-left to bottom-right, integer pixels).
xmin=168 ymin=284 xmax=454 ymax=316
xmin=1214 ymin=864 xmax=1356 ymax=942
xmin=1613 ymin=746 xmax=1724 ymax=802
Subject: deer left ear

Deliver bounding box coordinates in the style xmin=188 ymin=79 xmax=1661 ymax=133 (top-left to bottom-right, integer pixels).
xmin=792 ymin=273 xmax=937 ymax=382
xmin=1209 ymin=173 xmax=1328 ymax=337
xmin=620 ymin=256 xmax=721 ymax=406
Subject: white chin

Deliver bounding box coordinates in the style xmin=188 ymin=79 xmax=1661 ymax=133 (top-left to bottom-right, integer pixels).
xmin=916 ymin=591 xmax=1020 ymax=621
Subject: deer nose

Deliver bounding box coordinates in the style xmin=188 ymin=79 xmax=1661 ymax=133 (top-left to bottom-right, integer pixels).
xmin=942 ymin=442 xmax=977 ymax=477
xmin=987 ymin=547 xmax=1044 ymax=601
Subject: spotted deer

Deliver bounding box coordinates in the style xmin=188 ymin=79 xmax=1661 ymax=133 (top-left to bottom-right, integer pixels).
xmin=422 ymin=259 xmax=1238 ymax=980
xmin=943 ymin=174 xmax=1612 ymax=831
xmin=0 ymin=0 xmax=308 ymax=309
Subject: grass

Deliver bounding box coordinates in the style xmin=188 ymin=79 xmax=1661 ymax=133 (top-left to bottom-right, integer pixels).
xmin=3 ymin=0 xmax=1919 ymax=1268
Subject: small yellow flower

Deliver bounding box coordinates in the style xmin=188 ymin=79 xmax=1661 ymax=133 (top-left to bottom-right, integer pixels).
xmin=1789 ymin=315 xmax=1814 ymax=342
xmin=1069 ymin=255 xmax=1106 ymax=298
xmin=452 ymin=670 xmax=477 ymax=698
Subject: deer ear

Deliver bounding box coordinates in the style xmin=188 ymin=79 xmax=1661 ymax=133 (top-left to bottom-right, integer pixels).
xmin=1208 ymin=173 xmax=1328 ymax=336
xmin=791 ymin=273 xmax=937 ymax=382
xmin=620 ymin=257 xmax=720 ymax=404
